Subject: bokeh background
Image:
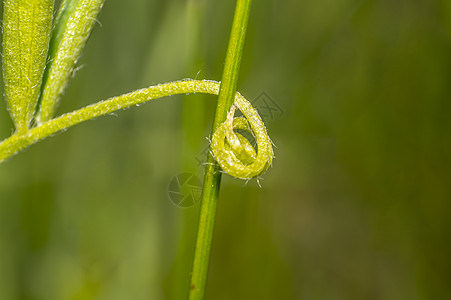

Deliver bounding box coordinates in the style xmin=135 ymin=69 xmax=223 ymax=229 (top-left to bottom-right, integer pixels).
xmin=1 ymin=0 xmax=450 ymax=299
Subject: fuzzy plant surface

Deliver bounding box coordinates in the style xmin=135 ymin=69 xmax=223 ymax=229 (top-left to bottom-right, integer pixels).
xmin=0 ymin=0 xmax=270 ymax=298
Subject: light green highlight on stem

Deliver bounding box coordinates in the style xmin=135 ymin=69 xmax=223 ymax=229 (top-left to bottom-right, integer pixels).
xmin=2 ymin=0 xmax=54 ymax=133
xmin=37 ymin=0 xmax=105 ymax=123
xmin=189 ymin=0 xmax=253 ymax=299
xmin=0 ymin=80 xmax=273 ymax=177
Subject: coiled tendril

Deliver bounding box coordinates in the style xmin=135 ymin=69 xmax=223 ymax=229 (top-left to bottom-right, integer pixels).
xmin=211 ymin=92 xmax=274 ymax=179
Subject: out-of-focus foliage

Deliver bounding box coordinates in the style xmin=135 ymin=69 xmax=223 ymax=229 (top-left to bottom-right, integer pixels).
xmin=0 ymin=0 xmax=450 ymax=299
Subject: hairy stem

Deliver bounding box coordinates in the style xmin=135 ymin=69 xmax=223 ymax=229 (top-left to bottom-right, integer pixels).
xmin=189 ymin=0 xmax=252 ymax=299
xmin=0 ymin=80 xmax=213 ymax=162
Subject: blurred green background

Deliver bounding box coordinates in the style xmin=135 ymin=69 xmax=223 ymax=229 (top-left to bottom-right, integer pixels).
xmin=1 ymin=0 xmax=451 ymax=299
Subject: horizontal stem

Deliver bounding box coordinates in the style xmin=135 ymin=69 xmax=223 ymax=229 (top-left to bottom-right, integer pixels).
xmin=1 ymin=79 xmax=221 ymax=163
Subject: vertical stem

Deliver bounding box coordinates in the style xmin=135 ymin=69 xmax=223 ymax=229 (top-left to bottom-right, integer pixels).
xmin=188 ymin=1 xmax=252 ymax=299
xmin=169 ymin=1 xmax=205 ymax=299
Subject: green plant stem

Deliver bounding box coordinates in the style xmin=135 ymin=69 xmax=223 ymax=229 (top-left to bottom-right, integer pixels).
xmin=0 ymin=80 xmax=213 ymax=162
xmin=188 ymin=0 xmax=252 ymax=299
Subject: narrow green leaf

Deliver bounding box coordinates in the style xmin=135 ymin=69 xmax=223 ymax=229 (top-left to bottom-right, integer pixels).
xmin=2 ymin=0 xmax=54 ymax=133
xmin=46 ymin=0 xmax=79 ymax=62
xmin=37 ymin=0 xmax=105 ymax=123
